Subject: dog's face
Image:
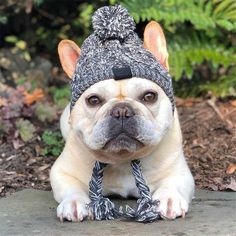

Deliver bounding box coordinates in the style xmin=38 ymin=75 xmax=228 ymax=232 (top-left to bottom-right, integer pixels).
xmin=58 ymin=21 xmax=171 ymax=162
xmin=70 ymin=78 xmax=173 ymax=158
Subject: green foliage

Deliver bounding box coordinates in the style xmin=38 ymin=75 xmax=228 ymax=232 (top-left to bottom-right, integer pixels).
xmin=49 ymin=85 xmax=70 ymax=109
xmin=41 ymin=131 xmax=64 ymax=156
xmin=1 ymin=1 xmax=107 ymax=57
xmin=200 ymin=67 xmax=236 ymax=97
xmin=16 ymin=119 xmax=36 ymax=142
xmin=4 ymin=35 xmax=31 ymax=61
xmin=122 ymin=0 xmax=236 ymax=31
xmin=35 ymin=102 xmax=58 ymax=122
xmin=0 ymin=16 xmax=7 ymax=24
xmin=121 ymin=0 xmax=236 ymax=97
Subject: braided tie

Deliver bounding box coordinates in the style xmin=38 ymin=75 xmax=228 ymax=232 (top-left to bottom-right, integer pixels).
xmin=123 ymin=160 xmax=161 ymax=222
xmin=86 ymin=159 xmax=160 ymax=222
xmin=86 ymin=161 xmax=120 ymax=220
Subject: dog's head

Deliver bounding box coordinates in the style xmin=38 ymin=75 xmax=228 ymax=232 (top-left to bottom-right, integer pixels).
xmin=58 ymin=22 xmax=174 ymax=163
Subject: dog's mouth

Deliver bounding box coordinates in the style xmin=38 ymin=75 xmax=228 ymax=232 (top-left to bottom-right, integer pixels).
xmin=103 ymin=132 xmax=144 ymax=153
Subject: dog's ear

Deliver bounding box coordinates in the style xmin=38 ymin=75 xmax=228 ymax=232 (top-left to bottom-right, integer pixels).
xmin=144 ymin=21 xmax=169 ymax=71
xmin=58 ymin=40 xmax=81 ymax=79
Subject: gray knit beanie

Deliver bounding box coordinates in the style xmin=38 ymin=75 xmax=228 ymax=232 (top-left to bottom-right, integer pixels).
xmin=71 ymin=5 xmax=175 ymax=111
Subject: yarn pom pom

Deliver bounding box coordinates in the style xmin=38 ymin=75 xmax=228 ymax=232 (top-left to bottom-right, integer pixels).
xmin=92 ymin=5 xmax=135 ymax=41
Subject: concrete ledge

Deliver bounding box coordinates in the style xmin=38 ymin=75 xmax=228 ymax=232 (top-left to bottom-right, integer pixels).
xmin=0 ymin=190 xmax=235 ymax=236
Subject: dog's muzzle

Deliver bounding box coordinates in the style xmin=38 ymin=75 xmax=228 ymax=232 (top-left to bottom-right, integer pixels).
xmin=103 ymin=103 xmax=143 ymax=152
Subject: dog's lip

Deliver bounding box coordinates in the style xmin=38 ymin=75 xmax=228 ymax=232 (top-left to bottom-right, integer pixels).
xmin=108 ymin=132 xmax=137 ymax=142
xmin=102 ymin=132 xmax=143 ymax=149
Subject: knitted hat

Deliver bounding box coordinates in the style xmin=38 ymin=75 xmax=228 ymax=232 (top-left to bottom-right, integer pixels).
xmin=71 ymin=5 xmax=175 ymax=111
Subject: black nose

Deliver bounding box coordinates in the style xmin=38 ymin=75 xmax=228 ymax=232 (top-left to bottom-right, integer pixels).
xmin=110 ymin=103 xmax=135 ymax=119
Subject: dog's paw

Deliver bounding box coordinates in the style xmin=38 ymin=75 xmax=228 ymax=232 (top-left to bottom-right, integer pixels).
xmin=57 ymin=194 xmax=89 ymax=222
xmin=152 ymin=189 xmax=188 ymax=220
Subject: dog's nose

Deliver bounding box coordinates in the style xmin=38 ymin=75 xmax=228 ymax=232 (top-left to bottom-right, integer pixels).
xmin=110 ymin=104 xmax=135 ymax=119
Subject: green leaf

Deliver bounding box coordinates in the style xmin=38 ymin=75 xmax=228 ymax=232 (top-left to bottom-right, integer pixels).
xmin=16 ymin=40 xmax=27 ymax=50
xmin=0 ymin=16 xmax=7 ymax=24
xmin=4 ymin=36 xmax=18 ymax=43
xmin=216 ymin=19 xmax=234 ymax=30
xmin=41 ymin=131 xmax=64 ymax=157
xmin=35 ymin=102 xmax=58 ymax=122
xmin=16 ymin=119 xmax=36 ymax=142
xmin=213 ymin=0 xmax=236 ymax=15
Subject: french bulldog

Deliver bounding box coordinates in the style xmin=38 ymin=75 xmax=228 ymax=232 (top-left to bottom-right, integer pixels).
xmin=50 ymin=21 xmax=195 ymax=222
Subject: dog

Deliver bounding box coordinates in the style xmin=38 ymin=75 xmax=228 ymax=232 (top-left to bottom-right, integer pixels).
xmin=50 ymin=20 xmax=195 ymax=222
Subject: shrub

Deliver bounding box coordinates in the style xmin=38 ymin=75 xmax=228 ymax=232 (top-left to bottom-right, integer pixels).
xmin=41 ymin=130 xmax=64 ymax=156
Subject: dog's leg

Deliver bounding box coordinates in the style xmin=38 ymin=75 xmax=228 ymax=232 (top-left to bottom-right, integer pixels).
xmin=60 ymin=103 xmax=71 ymax=140
xmin=50 ymin=163 xmax=90 ymax=222
xmin=152 ymin=160 xmax=194 ymax=220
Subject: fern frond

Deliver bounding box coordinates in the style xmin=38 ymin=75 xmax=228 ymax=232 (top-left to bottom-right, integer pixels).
xmin=200 ymin=71 xmax=236 ymax=97
xmin=121 ymin=0 xmax=236 ymax=31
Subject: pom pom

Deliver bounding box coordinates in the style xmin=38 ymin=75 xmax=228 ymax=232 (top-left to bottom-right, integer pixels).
xmin=92 ymin=5 xmax=135 ymax=41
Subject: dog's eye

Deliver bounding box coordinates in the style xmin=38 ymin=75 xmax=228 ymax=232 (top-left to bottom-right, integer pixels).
xmin=86 ymin=95 xmax=103 ymax=106
xmin=141 ymin=91 xmax=158 ymax=103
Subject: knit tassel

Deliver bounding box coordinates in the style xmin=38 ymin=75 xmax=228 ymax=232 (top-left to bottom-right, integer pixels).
xmin=123 ymin=160 xmax=161 ymax=222
xmin=86 ymin=161 xmax=120 ymax=220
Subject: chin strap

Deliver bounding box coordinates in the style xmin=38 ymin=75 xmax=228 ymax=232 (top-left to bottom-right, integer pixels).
xmin=86 ymin=159 xmax=161 ymax=222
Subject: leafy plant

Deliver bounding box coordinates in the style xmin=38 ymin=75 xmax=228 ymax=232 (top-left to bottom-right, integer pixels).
xmin=41 ymin=130 xmax=64 ymax=156
xmin=4 ymin=35 xmax=31 ymax=61
xmin=49 ymin=85 xmax=70 ymax=109
xmin=16 ymin=118 xmax=36 ymax=142
xmin=35 ymin=102 xmax=58 ymax=122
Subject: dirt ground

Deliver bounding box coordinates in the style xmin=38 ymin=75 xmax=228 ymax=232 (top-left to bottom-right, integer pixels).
xmin=0 ymin=97 xmax=236 ymax=198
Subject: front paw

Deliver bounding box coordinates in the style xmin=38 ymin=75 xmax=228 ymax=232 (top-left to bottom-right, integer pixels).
xmin=153 ymin=189 xmax=189 ymax=220
xmin=57 ymin=194 xmax=89 ymax=222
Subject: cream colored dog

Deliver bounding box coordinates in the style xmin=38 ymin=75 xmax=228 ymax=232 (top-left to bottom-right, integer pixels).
xmin=50 ymin=21 xmax=195 ymax=222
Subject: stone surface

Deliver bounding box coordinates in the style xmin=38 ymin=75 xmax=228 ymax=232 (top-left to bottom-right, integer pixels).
xmin=0 ymin=189 xmax=235 ymax=236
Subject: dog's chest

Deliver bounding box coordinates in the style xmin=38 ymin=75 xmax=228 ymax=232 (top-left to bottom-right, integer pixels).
xmin=101 ymin=161 xmax=158 ymax=198
xmin=102 ymin=163 xmax=139 ymax=198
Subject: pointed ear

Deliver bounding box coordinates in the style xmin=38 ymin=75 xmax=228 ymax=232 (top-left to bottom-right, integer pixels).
xmin=143 ymin=21 xmax=169 ymax=71
xmin=58 ymin=39 xmax=81 ymax=79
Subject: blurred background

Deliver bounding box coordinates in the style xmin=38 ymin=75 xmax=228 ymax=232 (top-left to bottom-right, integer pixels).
xmin=0 ymin=0 xmax=236 ymax=196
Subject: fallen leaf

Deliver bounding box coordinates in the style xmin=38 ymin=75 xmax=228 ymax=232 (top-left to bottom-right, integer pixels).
xmin=0 ymin=98 xmax=7 ymax=107
xmin=23 ymin=88 xmax=44 ymax=105
xmin=27 ymin=158 xmax=36 ymax=166
xmin=226 ymin=163 xmax=236 ymax=175
xmin=213 ymin=177 xmax=222 ymax=185
xmin=230 ymin=100 xmax=236 ymax=107
xmin=38 ymin=164 xmax=51 ymax=171
xmin=176 ymin=97 xmax=202 ymax=107
xmin=224 ymin=178 xmax=236 ymax=191
xmin=207 ymin=184 xmax=218 ymax=191
xmin=15 ymin=118 xmax=36 ymax=142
